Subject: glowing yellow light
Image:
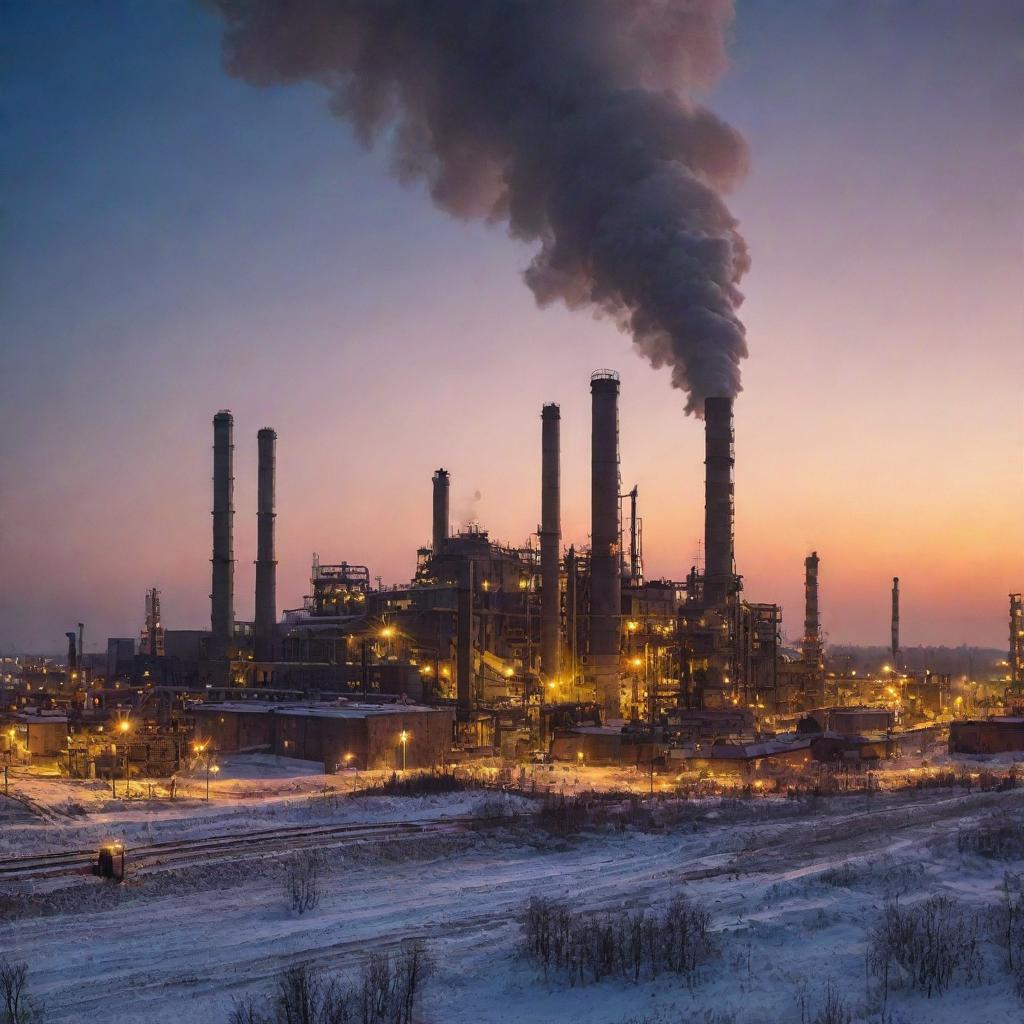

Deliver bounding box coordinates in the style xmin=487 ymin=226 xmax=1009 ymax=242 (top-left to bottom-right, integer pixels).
xmin=630 ymin=657 xmax=642 ymax=668
xmin=518 ymin=579 xmax=528 ymax=590
xmin=400 ymin=730 xmax=409 ymax=744
xmin=118 ymin=720 xmax=131 ymax=734
xmin=380 ymin=626 xmax=395 ymax=639
xmin=627 ymin=621 xmax=639 ymax=632
xmin=504 ymin=667 xmax=515 ymax=678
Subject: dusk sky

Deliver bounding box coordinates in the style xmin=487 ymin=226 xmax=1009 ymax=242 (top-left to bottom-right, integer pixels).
xmin=2 ymin=1 xmax=1022 ymax=655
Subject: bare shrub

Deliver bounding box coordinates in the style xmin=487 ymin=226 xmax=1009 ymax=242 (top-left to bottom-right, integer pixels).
xmin=355 ymin=770 xmax=469 ymax=797
xmin=284 ymin=851 xmax=321 ymax=915
xmin=958 ymin=814 xmax=1024 ymax=860
xmin=998 ymin=871 xmax=1024 ymax=997
xmin=0 ymin=956 xmax=41 ymax=1024
xmin=819 ymin=863 xmax=860 ymax=889
xmin=521 ymin=892 xmax=715 ymax=986
xmin=799 ymin=981 xmax=852 ymax=1024
xmin=868 ymin=895 xmax=982 ymax=998
xmin=230 ymin=943 xmax=431 ymax=1024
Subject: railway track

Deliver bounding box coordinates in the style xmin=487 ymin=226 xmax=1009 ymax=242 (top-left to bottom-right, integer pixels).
xmin=0 ymin=815 xmax=476 ymax=882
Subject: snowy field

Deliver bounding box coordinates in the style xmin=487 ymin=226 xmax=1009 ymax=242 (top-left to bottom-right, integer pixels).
xmin=4 ymin=762 xmax=1024 ymax=1023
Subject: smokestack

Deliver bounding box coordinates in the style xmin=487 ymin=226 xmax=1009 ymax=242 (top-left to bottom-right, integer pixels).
xmin=803 ymin=552 xmax=822 ymax=668
xmin=540 ymin=404 xmax=561 ymax=683
xmin=432 ymin=469 xmax=450 ymax=559
xmin=457 ymin=559 xmax=474 ymax=713
xmin=254 ymin=428 xmax=277 ymax=662
xmin=703 ymin=397 xmax=734 ymax=608
xmin=1010 ymin=593 xmax=1023 ymax=686
xmin=891 ymin=576 xmax=901 ymax=669
xmin=590 ymin=370 xmax=621 ymax=718
xmin=211 ymin=410 xmax=234 ymax=658
xmin=66 ymin=632 xmax=76 ymax=674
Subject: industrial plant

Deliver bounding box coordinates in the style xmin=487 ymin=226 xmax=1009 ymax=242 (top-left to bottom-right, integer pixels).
xmin=4 ymin=374 xmax=1021 ymax=784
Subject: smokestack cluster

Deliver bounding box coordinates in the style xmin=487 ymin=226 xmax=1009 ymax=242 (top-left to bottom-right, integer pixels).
xmin=254 ymin=427 xmax=277 ymax=661
xmin=432 ymin=469 xmax=450 ymax=559
xmin=803 ymin=551 xmax=822 ymax=668
xmin=540 ymin=404 xmax=561 ymax=682
xmin=214 ymin=0 xmax=750 ymax=414
xmin=211 ymin=410 xmax=235 ymax=658
xmin=590 ymin=370 xmax=621 ymax=717
xmin=703 ymin=396 xmax=734 ymax=608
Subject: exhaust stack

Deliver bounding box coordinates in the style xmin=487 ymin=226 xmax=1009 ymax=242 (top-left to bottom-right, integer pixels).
xmin=891 ymin=576 xmax=901 ymax=669
xmin=254 ymin=428 xmax=277 ymax=661
xmin=703 ymin=397 xmax=735 ymax=608
xmin=211 ymin=410 xmax=234 ymax=658
xmin=590 ymin=370 xmax=621 ymax=717
xmin=432 ymin=468 xmax=450 ymax=559
xmin=803 ymin=552 xmax=822 ymax=668
xmin=540 ymin=404 xmax=561 ymax=683
xmin=457 ymin=559 xmax=474 ymax=712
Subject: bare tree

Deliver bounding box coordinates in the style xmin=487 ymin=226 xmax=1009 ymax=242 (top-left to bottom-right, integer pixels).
xmin=285 ymin=851 xmax=322 ymax=916
xmin=0 ymin=956 xmax=41 ymax=1024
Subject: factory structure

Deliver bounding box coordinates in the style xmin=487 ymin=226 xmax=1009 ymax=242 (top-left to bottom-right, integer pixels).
xmin=198 ymin=374 xmax=807 ymax=748
xmin=4 ymin=372 xmax=1020 ymax=777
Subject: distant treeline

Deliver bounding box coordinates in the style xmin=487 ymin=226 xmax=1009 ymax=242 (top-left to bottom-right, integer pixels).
xmin=826 ymin=645 xmax=1005 ymax=677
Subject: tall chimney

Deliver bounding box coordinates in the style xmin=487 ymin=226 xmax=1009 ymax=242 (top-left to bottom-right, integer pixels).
xmin=540 ymin=404 xmax=561 ymax=683
xmin=703 ymin=397 xmax=734 ymax=608
xmin=211 ymin=410 xmax=234 ymax=659
xmin=254 ymin=427 xmax=277 ymax=662
xmin=590 ymin=370 xmax=621 ymax=718
xmin=457 ymin=559 xmax=474 ymax=712
xmin=1010 ymin=593 xmax=1023 ymax=686
xmin=803 ymin=551 xmax=822 ymax=668
xmin=891 ymin=576 xmax=901 ymax=669
xmin=432 ymin=468 xmax=450 ymax=558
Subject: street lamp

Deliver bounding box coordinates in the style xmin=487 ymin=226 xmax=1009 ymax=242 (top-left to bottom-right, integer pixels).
xmin=399 ymin=730 xmax=409 ymax=772
xmin=207 ymin=762 xmax=220 ymax=802
xmin=115 ymin=719 xmax=132 ymax=798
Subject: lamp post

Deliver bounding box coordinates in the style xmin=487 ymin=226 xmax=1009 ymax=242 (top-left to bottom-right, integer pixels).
xmin=400 ymin=730 xmax=408 ymax=772
xmin=116 ymin=719 xmax=132 ymax=798
xmin=207 ymin=762 xmax=219 ymax=802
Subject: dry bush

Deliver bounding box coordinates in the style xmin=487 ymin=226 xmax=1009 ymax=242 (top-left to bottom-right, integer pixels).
xmin=868 ymin=895 xmax=982 ymax=998
xmin=230 ymin=943 xmax=431 ymax=1024
xmin=284 ymin=850 xmax=322 ymax=915
xmin=0 ymin=956 xmax=42 ymax=1024
xmin=958 ymin=814 xmax=1024 ymax=860
xmin=355 ymin=770 xmax=469 ymax=797
xmin=799 ymin=981 xmax=852 ymax=1024
xmin=521 ymin=892 xmax=715 ymax=986
xmin=998 ymin=871 xmax=1024 ymax=997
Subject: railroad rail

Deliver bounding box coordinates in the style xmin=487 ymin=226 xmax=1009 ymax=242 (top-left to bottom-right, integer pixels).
xmin=0 ymin=815 xmax=476 ymax=882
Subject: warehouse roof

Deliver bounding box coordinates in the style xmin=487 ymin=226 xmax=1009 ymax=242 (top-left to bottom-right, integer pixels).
xmin=192 ymin=700 xmax=445 ymax=720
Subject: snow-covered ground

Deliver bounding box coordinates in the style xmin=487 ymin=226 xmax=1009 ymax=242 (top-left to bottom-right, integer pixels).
xmin=4 ymin=760 xmax=1024 ymax=1023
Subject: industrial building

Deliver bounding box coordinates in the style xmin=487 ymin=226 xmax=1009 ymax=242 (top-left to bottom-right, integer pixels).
xmin=191 ymin=700 xmax=454 ymax=771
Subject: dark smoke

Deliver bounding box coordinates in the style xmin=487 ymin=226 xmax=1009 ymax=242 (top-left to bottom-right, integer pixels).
xmin=213 ymin=0 xmax=750 ymax=414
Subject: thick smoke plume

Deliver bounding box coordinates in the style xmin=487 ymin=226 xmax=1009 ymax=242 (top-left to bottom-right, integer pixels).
xmin=213 ymin=0 xmax=750 ymax=414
